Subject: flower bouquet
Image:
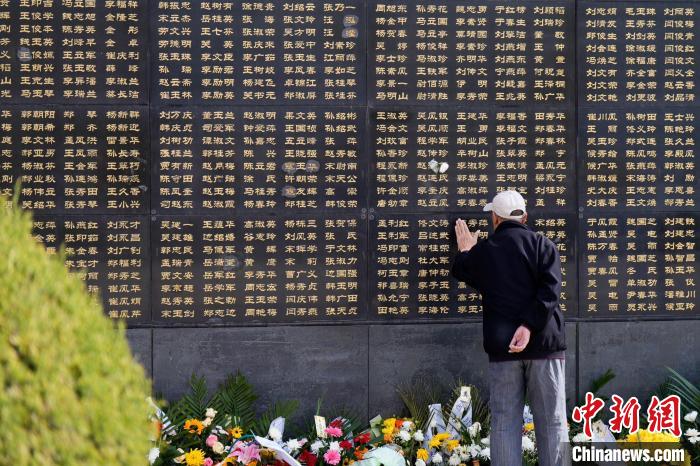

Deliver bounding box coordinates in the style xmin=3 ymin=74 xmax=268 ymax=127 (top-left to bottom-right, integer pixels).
xmin=150 ymin=406 xmax=261 ymax=466
xmin=149 ymin=374 xmax=299 ymax=466
xmin=296 ymin=417 xmax=371 ymax=466
xmin=454 ymin=421 xmax=490 ymax=466
xmin=370 ymin=416 xmax=425 ymax=463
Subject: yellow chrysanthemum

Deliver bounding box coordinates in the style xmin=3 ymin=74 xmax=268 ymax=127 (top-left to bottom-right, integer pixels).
xmin=621 ymin=429 xmax=680 ymax=444
xmin=416 ymin=449 xmax=429 ymax=461
xmin=428 ymin=432 xmax=451 ymax=448
xmin=445 ymin=440 xmax=460 ymax=452
xmin=523 ymin=422 xmax=534 ymax=432
xmin=229 ymin=426 xmax=243 ymax=439
xmin=184 ymin=419 xmax=205 ymax=435
xmin=185 ymin=449 xmax=206 ymax=466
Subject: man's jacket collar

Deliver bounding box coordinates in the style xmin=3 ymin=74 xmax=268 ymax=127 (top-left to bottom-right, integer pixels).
xmin=494 ymin=220 xmax=530 ymax=234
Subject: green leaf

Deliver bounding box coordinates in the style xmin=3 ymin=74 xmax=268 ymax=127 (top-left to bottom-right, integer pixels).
xmin=660 ymin=367 xmax=700 ymax=414
xmin=588 ymin=369 xmax=615 ymax=399
xmin=165 ymin=374 xmax=210 ymax=426
xmin=209 ymin=371 xmax=259 ymax=431
xmin=396 ymin=377 xmax=445 ymax=428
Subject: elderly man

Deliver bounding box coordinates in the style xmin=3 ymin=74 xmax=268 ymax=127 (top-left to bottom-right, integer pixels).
xmin=451 ymin=190 xmax=570 ymax=466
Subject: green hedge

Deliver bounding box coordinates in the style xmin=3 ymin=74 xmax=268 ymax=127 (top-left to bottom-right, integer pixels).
xmin=0 ymin=201 xmax=152 ymax=465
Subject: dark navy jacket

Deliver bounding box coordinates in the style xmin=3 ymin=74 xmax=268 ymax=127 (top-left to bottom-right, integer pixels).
xmin=451 ymin=220 xmax=566 ymax=361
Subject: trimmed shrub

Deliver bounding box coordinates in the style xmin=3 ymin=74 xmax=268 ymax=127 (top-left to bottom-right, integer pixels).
xmin=0 ymin=201 xmax=153 ymax=465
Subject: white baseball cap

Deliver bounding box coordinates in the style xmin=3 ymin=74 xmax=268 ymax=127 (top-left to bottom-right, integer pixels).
xmin=483 ymin=190 xmax=527 ymax=220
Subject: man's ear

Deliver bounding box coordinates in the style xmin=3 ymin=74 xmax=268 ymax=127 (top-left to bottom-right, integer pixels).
xmin=521 ymin=212 xmax=528 ymax=224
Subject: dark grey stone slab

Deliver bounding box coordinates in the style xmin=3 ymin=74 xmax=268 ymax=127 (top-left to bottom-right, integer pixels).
xmin=369 ymin=322 xmax=578 ymax=417
xmin=152 ymin=326 xmax=369 ymax=426
xmin=368 ymin=322 xmax=488 ymax=417
xmin=126 ymin=328 xmax=152 ymax=376
xmin=578 ymin=320 xmax=700 ymax=404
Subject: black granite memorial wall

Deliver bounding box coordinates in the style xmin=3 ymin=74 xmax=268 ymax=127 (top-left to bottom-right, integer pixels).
xmin=1 ymin=0 xmax=699 ymax=423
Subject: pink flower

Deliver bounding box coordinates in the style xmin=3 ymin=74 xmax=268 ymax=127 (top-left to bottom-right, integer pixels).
xmin=206 ymin=434 xmax=218 ymax=447
xmin=204 ymin=459 xmax=214 ymax=466
xmin=231 ymin=442 xmax=261 ymax=464
xmin=324 ymin=450 xmax=341 ymax=465
xmin=324 ymin=426 xmax=343 ymax=438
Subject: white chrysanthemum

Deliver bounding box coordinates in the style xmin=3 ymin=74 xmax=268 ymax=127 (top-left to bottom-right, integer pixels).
xmin=521 ymin=435 xmax=535 ymax=452
xmin=202 ymin=417 xmax=212 ymax=427
xmin=479 ymin=447 xmax=490 ymax=460
xmin=432 ymin=453 xmax=443 ymax=464
xmin=467 ymin=422 xmax=481 ymax=438
xmin=685 ymin=428 xmax=700 ymax=444
xmin=415 ymin=459 xmax=426 ymax=466
xmin=329 ymin=441 xmax=341 ymax=452
xmin=685 ymin=411 xmax=698 ymax=423
xmin=467 ymin=444 xmax=481 ymax=458
xmin=213 ymin=442 xmax=225 ymax=454
xmin=205 ymin=408 xmax=217 ymax=419
xmin=413 ymin=430 xmax=424 ymax=442
xmin=398 ymin=430 xmax=411 ymax=442
xmin=311 ymin=440 xmax=324 ymax=454
xmin=148 ymin=447 xmax=160 ymax=465
xmin=448 ymin=453 xmax=460 ymax=466
xmin=286 ymin=438 xmax=303 ymax=452
xmin=572 ymin=432 xmax=592 ymax=443
xmin=453 ymin=446 xmax=467 ymax=461
xmin=480 ymin=436 xmax=489 ymax=446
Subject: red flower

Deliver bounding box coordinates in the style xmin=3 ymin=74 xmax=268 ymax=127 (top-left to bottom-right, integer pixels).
xmin=339 ymin=440 xmax=353 ymax=450
xmin=353 ymin=432 xmax=371 ymax=445
xmin=299 ymin=451 xmax=318 ymax=466
xmin=330 ymin=419 xmax=343 ymax=428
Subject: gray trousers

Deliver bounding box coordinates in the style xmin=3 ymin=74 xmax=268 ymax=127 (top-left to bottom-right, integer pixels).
xmin=488 ymin=359 xmax=571 ymax=466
